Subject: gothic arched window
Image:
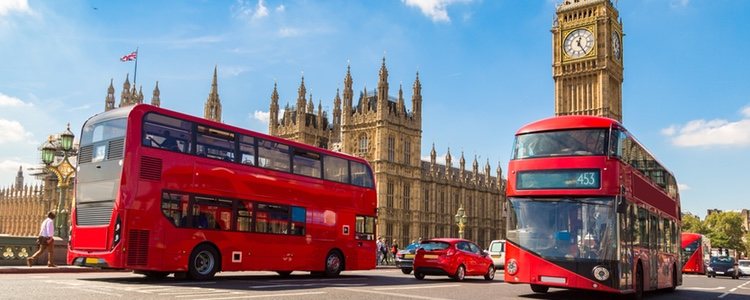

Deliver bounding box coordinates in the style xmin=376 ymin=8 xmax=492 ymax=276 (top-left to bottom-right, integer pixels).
xmin=357 ymin=135 xmax=368 ymax=157
xmin=387 ymin=135 xmax=395 ymax=162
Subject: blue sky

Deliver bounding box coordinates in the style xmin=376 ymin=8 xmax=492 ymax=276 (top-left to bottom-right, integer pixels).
xmin=1 ymin=0 xmax=748 ymax=219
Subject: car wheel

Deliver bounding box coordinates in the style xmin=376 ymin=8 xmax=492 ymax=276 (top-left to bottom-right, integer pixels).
xmin=188 ymin=244 xmax=219 ymax=280
xmin=484 ymin=265 xmax=495 ymax=281
xmin=530 ymin=284 xmax=549 ymax=293
xmin=401 ymin=268 xmax=412 ymax=274
xmin=324 ymin=251 xmax=344 ymax=277
xmin=453 ymin=265 xmax=465 ymax=281
xmin=414 ymin=272 xmax=425 ymax=280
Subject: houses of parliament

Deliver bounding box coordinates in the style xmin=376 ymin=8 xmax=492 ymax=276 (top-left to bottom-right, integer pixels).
xmin=1 ymin=0 xmax=624 ymax=249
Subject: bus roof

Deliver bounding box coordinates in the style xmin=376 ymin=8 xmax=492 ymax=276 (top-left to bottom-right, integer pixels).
xmin=106 ymin=104 xmax=370 ymax=164
xmin=515 ymin=115 xmax=621 ymax=135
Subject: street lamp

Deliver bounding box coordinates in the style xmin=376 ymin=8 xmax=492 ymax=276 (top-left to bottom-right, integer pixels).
xmin=454 ymin=204 xmax=468 ymax=239
xmin=39 ymin=123 xmax=77 ymax=241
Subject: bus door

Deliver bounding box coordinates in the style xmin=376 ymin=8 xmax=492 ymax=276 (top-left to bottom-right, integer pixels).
xmin=648 ymin=213 xmax=659 ymax=289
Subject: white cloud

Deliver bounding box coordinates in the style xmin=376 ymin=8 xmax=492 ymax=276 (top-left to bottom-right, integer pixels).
xmin=279 ymin=27 xmax=302 ymax=38
xmin=220 ymin=66 xmax=247 ymax=77
xmin=66 ymin=104 xmax=91 ymax=112
xmin=253 ymin=110 xmax=270 ymax=124
xmin=678 ymin=183 xmax=690 ymax=191
xmin=0 ymin=119 xmax=32 ymax=143
xmin=0 ymin=0 xmax=31 ymax=16
xmin=276 ymin=5 xmax=285 ymax=13
xmin=402 ymin=0 xmax=472 ymax=23
xmin=661 ymin=106 xmax=750 ymax=147
xmin=232 ymin=0 xmax=270 ymax=22
xmin=0 ymin=93 xmax=32 ymax=107
xmin=670 ymin=0 xmax=690 ymax=9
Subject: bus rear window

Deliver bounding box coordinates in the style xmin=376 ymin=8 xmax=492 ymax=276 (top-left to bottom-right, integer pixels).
xmin=81 ymin=118 xmax=127 ymax=145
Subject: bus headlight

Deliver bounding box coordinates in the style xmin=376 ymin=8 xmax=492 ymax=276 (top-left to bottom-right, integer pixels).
xmin=593 ymin=266 xmax=610 ymax=281
xmin=507 ymin=259 xmax=519 ymax=275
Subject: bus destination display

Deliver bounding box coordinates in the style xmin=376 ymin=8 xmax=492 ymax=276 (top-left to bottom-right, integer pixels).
xmin=516 ymin=169 xmax=600 ymax=189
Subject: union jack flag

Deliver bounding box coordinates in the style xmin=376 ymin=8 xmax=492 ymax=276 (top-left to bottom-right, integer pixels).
xmin=120 ymin=51 xmax=137 ymax=62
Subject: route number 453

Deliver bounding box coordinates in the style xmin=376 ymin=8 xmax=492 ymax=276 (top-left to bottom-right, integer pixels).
xmin=576 ymin=172 xmax=597 ymax=186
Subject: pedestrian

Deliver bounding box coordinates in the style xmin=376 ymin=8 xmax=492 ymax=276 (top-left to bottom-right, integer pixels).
xmin=379 ymin=238 xmax=388 ymax=265
xmin=391 ymin=239 xmax=399 ymax=263
xmin=376 ymin=236 xmax=384 ymax=265
xmin=27 ymin=211 xmax=57 ymax=267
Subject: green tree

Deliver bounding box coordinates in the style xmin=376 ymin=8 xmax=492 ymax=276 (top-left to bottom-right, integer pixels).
xmin=681 ymin=212 xmax=708 ymax=234
xmin=705 ymin=211 xmax=746 ymax=253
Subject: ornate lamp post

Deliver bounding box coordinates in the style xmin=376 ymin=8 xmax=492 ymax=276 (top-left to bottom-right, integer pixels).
xmin=39 ymin=124 xmax=77 ymax=240
xmin=454 ymin=204 xmax=468 ymax=239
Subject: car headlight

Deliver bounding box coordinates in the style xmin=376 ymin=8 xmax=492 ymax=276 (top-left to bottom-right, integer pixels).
xmin=507 ymin=259 xmax=519 ymax=275
xmin=708 ymin=267 xmax=713 ymax=272
xmin=593 ymin=266 xmax=610 ymax=281
xmin=728 ymin=268 xmax=734 ymax=273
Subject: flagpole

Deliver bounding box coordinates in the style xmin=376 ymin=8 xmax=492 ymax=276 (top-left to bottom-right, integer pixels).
xmin=133 ymin=47 xmax=139 ymax=88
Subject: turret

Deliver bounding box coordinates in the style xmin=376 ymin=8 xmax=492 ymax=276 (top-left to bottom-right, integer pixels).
xmin=105 ymin=78 xmax=115 ymax=111
xmin=204 ymin=66 xmax=222 ymax=122
xmin=151 ymin=81 xmax=161 ymax=107
xmin=269 ymin=82 xmax=280 ymax=134
xmin=412 ymin=72 xmax=422 ymax=121
xmin=377 ymin=57 xmax=389 ymax=116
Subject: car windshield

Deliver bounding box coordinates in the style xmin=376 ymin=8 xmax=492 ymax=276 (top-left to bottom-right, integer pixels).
xmin=513 ymin=129 xmax=608 ymax=159
xmin=420 ymin=241 xmax=450 ymax=251
xmin=711 ymin=257 xmax=735 ymax=264
xmin=404 ymin=243 xmax=420 ymax=251
xmin=739 ymin=261 xmax=750 ymax=267
xmin=507 ymin=197 xmax=616 ymax=261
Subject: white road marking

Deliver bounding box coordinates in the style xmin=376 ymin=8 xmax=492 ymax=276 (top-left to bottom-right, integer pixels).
xmin=175 ymin=292 xmax=237 ymax=298
xmin=61 ymin=286 xmax=123 ymax=297
xmin=251 ymin=282 xmax=366 ymax=289
xmin=682 ymin=286 xmax=725 ymax=290
xmin=373 ymin=284 xmax=461 ymax=291
xmin=718 ymin=280 xmax=750 ymax=298
xmin=335 ymin=287 xmax=454 ymax=300
xmin=200 ymin=291 xmax=327 ymax=300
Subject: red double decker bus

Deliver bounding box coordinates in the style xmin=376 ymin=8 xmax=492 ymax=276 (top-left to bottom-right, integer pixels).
xmin=504 ymin=116 xmax=681 ymax=299
xmin=681 ymin=232 xmax=710 ymax=274
xmin=68 ymin=104 xmax=377 ymax=280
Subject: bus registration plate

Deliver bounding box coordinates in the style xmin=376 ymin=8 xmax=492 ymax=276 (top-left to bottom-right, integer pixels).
xmin=540 ymin=276 xmax=566 ymax=284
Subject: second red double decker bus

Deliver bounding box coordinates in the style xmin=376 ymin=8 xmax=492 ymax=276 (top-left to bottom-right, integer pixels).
xmin=68 ymin=104 xmax=377 ymax=279
xmin=681 ymin=232 xmax=710 ymax=274
xmin=504 ymin=116 xmax=681 ymax=299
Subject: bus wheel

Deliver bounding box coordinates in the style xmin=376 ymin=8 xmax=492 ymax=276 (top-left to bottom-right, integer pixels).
xmin=276 ymin=271 xmax=292 ymax=277
xmin=530 ymin=284 xmax=549 ymax=293
xmin=324 ymin=251 xmax=343 ymax=277
xmin=188 ymin=244 xmax=219 ymax=280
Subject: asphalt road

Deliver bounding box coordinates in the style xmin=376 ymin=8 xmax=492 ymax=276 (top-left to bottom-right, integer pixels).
xmin=1 ymin=269 xmax=748 ymax=300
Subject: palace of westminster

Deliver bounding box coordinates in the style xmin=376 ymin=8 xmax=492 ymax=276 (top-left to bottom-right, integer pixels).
xmin=1 ymin=0 xmax=626 ymax=249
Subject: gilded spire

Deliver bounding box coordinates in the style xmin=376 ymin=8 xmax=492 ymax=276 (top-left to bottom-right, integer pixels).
xmin=204 ymin=66 xmax=222 ymax=122
xmin=151 ymin=81 xmax=160 ymax=107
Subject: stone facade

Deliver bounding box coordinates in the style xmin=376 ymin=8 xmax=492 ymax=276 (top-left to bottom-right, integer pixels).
xmin=268 ymin=59 xmax=506 ymax=248
xmin=0 ymin=167 xmax=58 ymax=237
xmin=552 ymin=0 xmax=623 ymax=122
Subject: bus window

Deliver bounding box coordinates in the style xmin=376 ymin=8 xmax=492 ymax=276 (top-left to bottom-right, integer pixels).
xmin=293 ymin=149 xmax=322 ymax=178
xmin=196 ymin=125 xmax=236 ymax=162
xmin=257 ymin=139 xmax=291 ymax=172
xmin=161 ymin=192 xmax=189 ymax=227
xmin=256 ymin=203 xmax=290 ymax=234
xmin=191 ymin=196 xmax=232 ymax=230
xmin=143 ymin=113 xmax=192 ymax=153
xmin=355 ymin=215 xmax=376 ymax=240
xmin=236 ymin=202 xmax=254 ymax=232
xmin=239 ymin=135 xmax=256 ymax=166
xmin=351 ymin=161 xmax=374 ymax=188
xmin=324 ymin=155 xmax=349 ymax=184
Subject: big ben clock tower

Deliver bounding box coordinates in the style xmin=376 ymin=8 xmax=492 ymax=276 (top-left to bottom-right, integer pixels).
xmin=552 ymin=0 xmax=623 ymax=122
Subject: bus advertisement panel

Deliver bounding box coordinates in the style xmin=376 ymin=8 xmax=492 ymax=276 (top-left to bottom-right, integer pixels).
xmin=505 ymin=116 xmax=681 ymax=299
xmin=68 ymin=104 xmax=377 ymax=280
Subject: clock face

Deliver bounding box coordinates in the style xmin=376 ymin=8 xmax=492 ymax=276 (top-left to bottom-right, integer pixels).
xmin=612 ymin=32 xmax=621 ymax=60
xmin=563 ymin=29 xmax=595 ymax=58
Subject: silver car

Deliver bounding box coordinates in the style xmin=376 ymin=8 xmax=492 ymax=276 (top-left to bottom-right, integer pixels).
xmin=395 ymin=243 xmax=420 ymax=274
xmin=738 ymin=260 xmax=750 ymax=277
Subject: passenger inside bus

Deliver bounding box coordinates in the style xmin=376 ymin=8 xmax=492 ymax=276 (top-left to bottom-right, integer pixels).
xmin=549 ymin=231 xmax=579 ymax=259
xmin=149 ymin=130 xmax=180 ymax=152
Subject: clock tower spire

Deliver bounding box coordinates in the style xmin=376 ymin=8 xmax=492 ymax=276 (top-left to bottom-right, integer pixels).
xmin=552 ymin=0 xmax=623 ymax=122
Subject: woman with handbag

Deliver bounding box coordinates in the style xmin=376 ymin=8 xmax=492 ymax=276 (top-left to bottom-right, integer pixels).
xmin=27 ymin=211 xmax=57 ymax=267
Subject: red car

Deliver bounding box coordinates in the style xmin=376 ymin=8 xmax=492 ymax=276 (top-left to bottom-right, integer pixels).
xmin=412 ymin=238 xmax=495 ymax=281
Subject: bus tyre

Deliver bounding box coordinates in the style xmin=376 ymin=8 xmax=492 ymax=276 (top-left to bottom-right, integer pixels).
xmin=530 ymin=284 xmax=549 ymax=293
xmin=484 ymin=265 xmax=495 ymax=280
xmin=452 ymin=265 xmax=465 ymax=281
xmin=324 ymin=251 xmax=343 ymax=277
xmin=188 ymin=244 xmax=219 ymax=280
xmin=414 ymin=271 xmax=425 ymax=280
xmin=401 ymin=268 xmax=412 ymax=274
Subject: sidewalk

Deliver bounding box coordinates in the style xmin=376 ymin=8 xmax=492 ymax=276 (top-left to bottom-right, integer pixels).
xmin=0 ymin=265 xmax=128 ymax=274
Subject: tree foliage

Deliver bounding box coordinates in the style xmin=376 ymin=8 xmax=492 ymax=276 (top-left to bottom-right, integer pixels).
xmin=704 ymin=211 xmax=746 ymax=252
xmin=681 ymin=213 xmax=708 ymax=234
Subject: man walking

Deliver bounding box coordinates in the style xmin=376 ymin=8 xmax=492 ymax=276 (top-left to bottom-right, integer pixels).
xmin=27 ymin=211 xmax=57 ymax=267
